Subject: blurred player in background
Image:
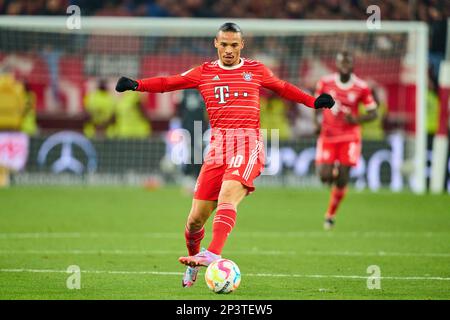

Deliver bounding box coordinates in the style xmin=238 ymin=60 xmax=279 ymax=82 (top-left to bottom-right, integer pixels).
xmin=115 ymin=22 xmax=335 ymax=287
xmin=177 ymin=88 xmax=208 ymax=187
xmin=315 ymin=51 xmax=377 ymax=230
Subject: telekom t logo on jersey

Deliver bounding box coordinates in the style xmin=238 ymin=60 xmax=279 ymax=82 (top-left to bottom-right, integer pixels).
xmin=214 ymin=86 xmax=248 ymax=104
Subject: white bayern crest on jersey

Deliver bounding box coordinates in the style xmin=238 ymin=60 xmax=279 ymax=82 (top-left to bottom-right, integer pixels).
xmin=242 ymin=72 xmax=253 ymax=81
xmin=347 ymin=92 xmax=357 ymax=103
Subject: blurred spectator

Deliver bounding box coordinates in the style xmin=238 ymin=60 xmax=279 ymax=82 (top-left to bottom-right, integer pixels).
xmin=41 ymin=44 xmax=62 ymax=112
xmin=113 ymin=91 xmax=151 ymax=138
xmin=0 ymin=73 xmax=26 ymax=131
xmin=144 ymin=0 xmax=172 ymax=17
xmin=37 ymin=0 xmax=67 ymax=15
xmin=0 ymin=73 xmax=26 ymax=187
xmin=0 ymin=0 xmax=7 ymax=14
xmin=292 ymin=103 xmax=317 ymax=138
xmin=176 ymin=88 xmax=207 ymax=178
xmin=94 ymin=0 xmax=132 ymax=16
xmin=260 ymin=91 xmax=291 ymax=141
xmin=83 ymin=79 xmax=116 ymax=138
xmin=426 ymin=73 xmax=439 ymax=138
xmin=361 ymin=86 xmax=386 ymax=141
xmin=428 ymin=5 xmax=447 ymax=80
xmin=21 ymin=81 xmax=38 ymax=136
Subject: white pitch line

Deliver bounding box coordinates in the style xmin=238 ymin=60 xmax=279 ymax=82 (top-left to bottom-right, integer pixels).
xmin=0 ymin=268 xmax=182 ymax=276
xmin=305 ymin=251 xmax=450 ymax=258
xmin=0 ymin=268 xmax=449 ymax=281
xmin=0 ymin=232 xmax=181 ymax=239
xmin=0 ymin=249 xmax=449 ymax=258
xmin=0 ymin=231 xmax=448 ymax=239
xmin=0 ymin=249 xmax=295 ymax=256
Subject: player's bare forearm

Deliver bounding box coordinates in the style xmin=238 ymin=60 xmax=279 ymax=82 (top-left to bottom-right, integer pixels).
xmin=346 ymin=109 xmax=378 ymax=124
xmin=314 ymin=109 xmax=322 ymax=134
xmin=358 ymin=109 xmax=378 ymax=123
xmin=357 ymin=109 xmax=378 ymax=124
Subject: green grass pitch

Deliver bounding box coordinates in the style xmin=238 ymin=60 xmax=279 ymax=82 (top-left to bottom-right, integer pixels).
xmin=0 ymin=186 xmax=449 ymax=299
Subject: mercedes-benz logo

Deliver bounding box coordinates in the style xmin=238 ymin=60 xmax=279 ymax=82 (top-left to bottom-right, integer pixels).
xmin=37 ymin=131 xmax=97 ymax=174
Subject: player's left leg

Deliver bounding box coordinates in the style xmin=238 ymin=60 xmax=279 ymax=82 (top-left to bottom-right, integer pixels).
xmin=324 ymin=141 xmax=360 ymax=230
xmin=324 ymin=165 xmax=350 ymax=226
xmin=205 ymin=142 xmax=265 ymax=257
xmin=207 ymin=180 xmax=247 ymax=256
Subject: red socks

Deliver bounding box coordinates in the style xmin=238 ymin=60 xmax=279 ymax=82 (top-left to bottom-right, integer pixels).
xmin=207 ymin=203 xmax=236 ymax=255
xmin=184 ymin=226 xmax=205 ymax=256
xmin=326 ymin=186 xmax=347 ymax=219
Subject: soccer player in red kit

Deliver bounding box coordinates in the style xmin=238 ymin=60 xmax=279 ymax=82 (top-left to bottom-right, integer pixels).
xmin=116 ymin=23 xmax=335 ymax=287
xmin=315 ymin=51 xmax=377 ymax=230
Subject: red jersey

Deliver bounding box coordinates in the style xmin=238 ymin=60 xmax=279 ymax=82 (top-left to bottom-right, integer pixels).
xmin=315 ymin=73 xmax=376 ymax=142
xmin=137 ymin=58 xmax=315 ymax=163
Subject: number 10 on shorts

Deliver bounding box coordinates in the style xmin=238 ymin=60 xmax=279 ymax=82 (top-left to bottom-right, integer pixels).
xmin=229 ymin=155 xmax=244 ymax=168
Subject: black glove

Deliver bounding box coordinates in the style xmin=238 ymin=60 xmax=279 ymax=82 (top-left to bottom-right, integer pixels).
xmin=115 ymin=76 xmax=138 ymax=92
xmin=314 ymin=93 xmax=335 ymax=109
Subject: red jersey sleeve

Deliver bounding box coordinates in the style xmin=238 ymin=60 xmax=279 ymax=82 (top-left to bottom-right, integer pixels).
xmin=261 ymin=65 xmax=315 ymax=108
xmin=361 ymin=86 xmax=377 ymax=111
xmin=136 ymin=65 xmax=202 ymax=93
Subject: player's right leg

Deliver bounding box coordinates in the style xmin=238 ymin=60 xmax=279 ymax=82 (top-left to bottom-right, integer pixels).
xmin=180 ymin=162 xmax=224 ymax=286
xmin=182 ymin=199 xmax=217 ymax=287
xmin=185 ymin=199 xmax=217 ymax=256
xmin=180 ymin=179 xmax=249 ymax=269
xmin=315 ymin=137 xmax=339 ymax=229
xmin=316 ymin=137 xmax=336 ymax=185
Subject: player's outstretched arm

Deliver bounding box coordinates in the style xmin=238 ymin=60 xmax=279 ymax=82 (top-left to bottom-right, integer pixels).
xmin=267 ymin=81 xmax=335 ymax=109
xmin=262 ymin=66 xmax=335 ymax=109
xmin=115 ymin=67 xmax=201 ymax=94
xmin=115 ymin=75 xmax=198 ymax=93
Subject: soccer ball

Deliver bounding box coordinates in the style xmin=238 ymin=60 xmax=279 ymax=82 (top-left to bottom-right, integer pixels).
xmin=205 ymin=259 xmax=241 ymax=294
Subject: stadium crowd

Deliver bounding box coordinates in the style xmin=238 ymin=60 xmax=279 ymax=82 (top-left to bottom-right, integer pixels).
xmin=0 ymin=0 xmax=447 ymax=82
xmin=0 ymin=0 xmax=448 ymax=21
xmin=0 ymin=0 xmax=447 ymax=140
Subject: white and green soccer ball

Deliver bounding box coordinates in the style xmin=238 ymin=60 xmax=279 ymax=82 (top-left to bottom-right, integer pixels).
xmin=205 ymin=259 xmax=241 ymax=294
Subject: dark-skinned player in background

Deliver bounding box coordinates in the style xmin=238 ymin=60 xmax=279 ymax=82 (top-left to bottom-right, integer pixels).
xmin=314 ymin=51 xmax=377 ymax=230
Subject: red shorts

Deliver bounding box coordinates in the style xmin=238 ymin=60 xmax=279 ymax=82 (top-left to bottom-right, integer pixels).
xmin=315 ymin=137 xmax=361 ymax=167
xmin=194 ymin=142 xmax=265 ymax=201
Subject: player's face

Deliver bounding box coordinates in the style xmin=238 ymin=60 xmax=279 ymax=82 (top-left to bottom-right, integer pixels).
xmin=214 ymin=31 xmax=244 ymax=66
xmin=336 ymin=54 xmax=353 ymax=76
